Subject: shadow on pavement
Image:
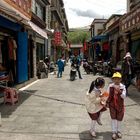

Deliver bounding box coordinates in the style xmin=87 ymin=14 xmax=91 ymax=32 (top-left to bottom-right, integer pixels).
xmin=128 ymin=85 xmax=140 ymax=105
xmin=0 ymin=90 xmax=37 ymax=118
xmin=79 ymin=130 xmax=112 ymax=140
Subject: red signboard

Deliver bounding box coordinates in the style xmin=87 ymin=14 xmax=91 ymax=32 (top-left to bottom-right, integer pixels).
xmin=120 ymin=6 xmax=140 ymax=33
xmin=54 ymin=31 xmax=62 ymax=46
xmin=4 ymin=0 xmax=31 ymax=18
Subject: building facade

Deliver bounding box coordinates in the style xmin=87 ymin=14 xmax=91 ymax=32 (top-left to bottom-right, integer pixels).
xmin=89 ymin=19 xmax=107 ymax=61
xmin=50 ymin=0 xmax=69 ymax=62
xmin=120 ymin=1 xmax=140 ymax=61
xmin=104 ymin=14 xmax=123 ymax=64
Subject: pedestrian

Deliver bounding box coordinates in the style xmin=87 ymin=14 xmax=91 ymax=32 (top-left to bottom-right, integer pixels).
xmin=106 ymin=72 xmax=126 ymax=140
xmin=71 ymin=55 xmax=82 ymax=79
xmin=57 ymin=56 xmax=64 ymax=78
xmin=121 ymin=52 xmax=134 ymax=95
xmin=85 ymin=77 xmax=107 ymax=137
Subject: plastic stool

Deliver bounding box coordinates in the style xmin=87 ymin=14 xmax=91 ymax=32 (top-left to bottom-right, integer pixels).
xmin=4 ymin=88 xmax=18 ymax=105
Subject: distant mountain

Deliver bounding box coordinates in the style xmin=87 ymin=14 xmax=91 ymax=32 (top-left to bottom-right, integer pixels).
xmin=70 ymin=25 xmax=90 ymax=31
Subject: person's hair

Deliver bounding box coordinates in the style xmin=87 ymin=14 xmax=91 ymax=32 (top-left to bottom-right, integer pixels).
xmin=89 ymin=77 xmax=105 ymax=93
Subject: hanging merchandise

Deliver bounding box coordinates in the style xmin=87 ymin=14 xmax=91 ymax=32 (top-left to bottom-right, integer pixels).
xmin=0 ymin=42 xmax=2 ymax=64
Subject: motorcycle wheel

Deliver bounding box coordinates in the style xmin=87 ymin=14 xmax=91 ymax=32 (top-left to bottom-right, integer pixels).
xmin=70 ymin=76 xmax=75 ymax=81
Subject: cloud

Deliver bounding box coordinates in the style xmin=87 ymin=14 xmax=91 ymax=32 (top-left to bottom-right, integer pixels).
xmin=115 ymin=9 xmax=126 ymax=14
xmin=70 ymin=8 xmax=101 ymax=18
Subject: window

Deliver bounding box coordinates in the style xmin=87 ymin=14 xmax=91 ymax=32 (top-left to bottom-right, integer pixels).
xmin=35 ymin=2 xmax=45 ymax=21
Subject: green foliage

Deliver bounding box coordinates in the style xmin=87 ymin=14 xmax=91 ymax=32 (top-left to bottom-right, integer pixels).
xmin=68 ymin=29 xmax=90 ymax=44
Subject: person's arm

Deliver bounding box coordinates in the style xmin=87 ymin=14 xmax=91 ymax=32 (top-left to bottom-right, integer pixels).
xmin=119 ymin=85 xmax=126 ymax=99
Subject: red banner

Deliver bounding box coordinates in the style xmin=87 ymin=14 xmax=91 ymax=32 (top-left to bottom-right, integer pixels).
xmin=54 ymin=31 xmax=61 ymax=46
xmin=84 ymin=41 xmax=87 ymax=51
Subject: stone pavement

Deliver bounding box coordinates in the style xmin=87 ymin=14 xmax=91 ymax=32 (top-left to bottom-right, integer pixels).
xmin=0 ymin=63 xmax=140 ymax=140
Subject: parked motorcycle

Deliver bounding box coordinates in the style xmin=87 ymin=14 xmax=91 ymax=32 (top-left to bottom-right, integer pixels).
xmin=70 ymin=64 xmax=77 ymax=81
xmin=103 ymin=61 xmax=108 ymax=76
xmin=107 ymin=60 xmax=114 ymax=77
xmin=83 ymin=59 xmax=93 ymax=74
xmin=93 ymin=61 xmax=103 ymax=75
xmin=37 ymin=60 xmax=48 ymax=79
xmin=49 ymin=61 xmax=55 ymax=72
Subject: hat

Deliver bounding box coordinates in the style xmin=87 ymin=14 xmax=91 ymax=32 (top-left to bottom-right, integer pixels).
xmin=124 ymin=52 xmax=132 ymax=59
xmin=112 ymin=72 xmax=122 ymax=78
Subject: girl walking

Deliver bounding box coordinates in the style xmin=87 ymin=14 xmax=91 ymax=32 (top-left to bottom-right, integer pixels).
xmin=85 ymin=77 xmax=107 ymax=137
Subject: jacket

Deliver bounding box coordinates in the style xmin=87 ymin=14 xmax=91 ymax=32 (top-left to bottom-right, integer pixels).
xmin=85 ymin=88 xmax=103 ymax=113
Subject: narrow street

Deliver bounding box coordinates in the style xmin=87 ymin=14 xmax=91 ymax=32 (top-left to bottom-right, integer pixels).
xmin=0 ymin=63 xmax=140 ymax=140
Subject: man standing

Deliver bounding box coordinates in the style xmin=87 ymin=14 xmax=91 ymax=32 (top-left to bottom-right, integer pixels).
xmin=71 ymin=54 xmax=82 ymax=79
xmin=57 ymin=56 xmax=64 ymax=78
xmin=122 ymin=52 xmax=134 ymax=95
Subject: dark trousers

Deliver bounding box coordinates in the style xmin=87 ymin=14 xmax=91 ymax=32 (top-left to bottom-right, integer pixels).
xmin=77 ymin=66 xmax=82 ymax=79
xmin=57 ymin=69 xmax=62 ymax=78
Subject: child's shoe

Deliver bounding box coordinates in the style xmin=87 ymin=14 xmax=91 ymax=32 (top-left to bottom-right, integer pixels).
xmin=117 ymin=131 xmax=122 ymax=138
xmin=97 ymin=118 xmax=102 ymax=125
xmin=112 ymin=133 xmax=117 ymax=140
xmin=90 ymin=130 xmax=96 ymax=137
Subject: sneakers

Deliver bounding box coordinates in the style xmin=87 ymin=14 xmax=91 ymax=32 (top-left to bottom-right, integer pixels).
xmin=90 ymin=130 xmax=96 ymax=137
xmin=112 ymin=133 xmax=117 ymax=140
xmin=112 ymin=132 xmax=122 ymax=139
xmin=117 ymin=131 xmax=122 ymax=138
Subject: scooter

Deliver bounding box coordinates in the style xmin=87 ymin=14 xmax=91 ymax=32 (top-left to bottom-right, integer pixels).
xmin=93 ymin=61 xmax=103 ymax=75
xmin=70 ymin=64 xmax=77 ymax=81
xmin=83 ymin=59 xmax=93 ymax=74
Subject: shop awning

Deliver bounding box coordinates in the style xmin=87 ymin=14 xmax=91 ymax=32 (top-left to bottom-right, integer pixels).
xmin=27 ymin=21 xmax=48 ymax=39
xmin=92 ymin=35 xmax=108 ymax=42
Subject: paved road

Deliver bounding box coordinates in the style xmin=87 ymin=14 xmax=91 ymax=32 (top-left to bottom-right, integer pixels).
xmin=0 ymin=63 xmax=140 ymax=140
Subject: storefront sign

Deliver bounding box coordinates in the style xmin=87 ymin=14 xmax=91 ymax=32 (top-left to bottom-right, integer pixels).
xmin=54 ymin=31 xmax=62 ymax=46
xmin=4 ymin=0 xmax=31 ymax=18
xmin=120 ymin=6 xmax=140 ymax=33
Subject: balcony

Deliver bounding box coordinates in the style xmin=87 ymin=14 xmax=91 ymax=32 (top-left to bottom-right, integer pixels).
xmin=31 ymin=12 xmax=46 ymax=29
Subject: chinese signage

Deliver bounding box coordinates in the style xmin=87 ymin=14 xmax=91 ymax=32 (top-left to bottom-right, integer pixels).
xmin=54 ymin=31 xmax=62 ymax=46
xmin=4 ymin=0 xmax=31 ymax=18
xmin=120 ymin=6 xmax=140 ymax=33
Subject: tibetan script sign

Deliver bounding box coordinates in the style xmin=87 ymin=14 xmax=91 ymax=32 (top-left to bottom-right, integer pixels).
xmin=120 ymin=6 xmax=140 ymax=33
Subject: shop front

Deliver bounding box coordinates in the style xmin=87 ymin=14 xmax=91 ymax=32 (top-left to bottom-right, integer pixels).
xmin=0 ymin=15 xmax=28 ymax=85
xmin=91 ymin=35 xmax=109 ymax=61
xmin=36 ymin=36 xmax=45 ymax=62
xmin=131 ymin=31 xmax=140 ymax=61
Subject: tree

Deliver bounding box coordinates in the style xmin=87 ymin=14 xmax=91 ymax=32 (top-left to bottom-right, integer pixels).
xmin=68 ymin=29 xmax=90 ymax=44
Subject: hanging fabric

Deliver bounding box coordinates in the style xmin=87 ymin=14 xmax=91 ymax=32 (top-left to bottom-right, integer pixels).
xmin=0 ymin=42 xmax=2 ymax=64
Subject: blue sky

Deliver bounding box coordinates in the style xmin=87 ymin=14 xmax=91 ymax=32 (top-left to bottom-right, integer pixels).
xmin=63 ymin=0 xmax=127 ymax=28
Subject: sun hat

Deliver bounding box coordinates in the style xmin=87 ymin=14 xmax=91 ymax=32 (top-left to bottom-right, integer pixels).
xmin=112 ymin=72 xmax=122 ymax=78
xmin=124 ymin=52 xmax=132 ymax=59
